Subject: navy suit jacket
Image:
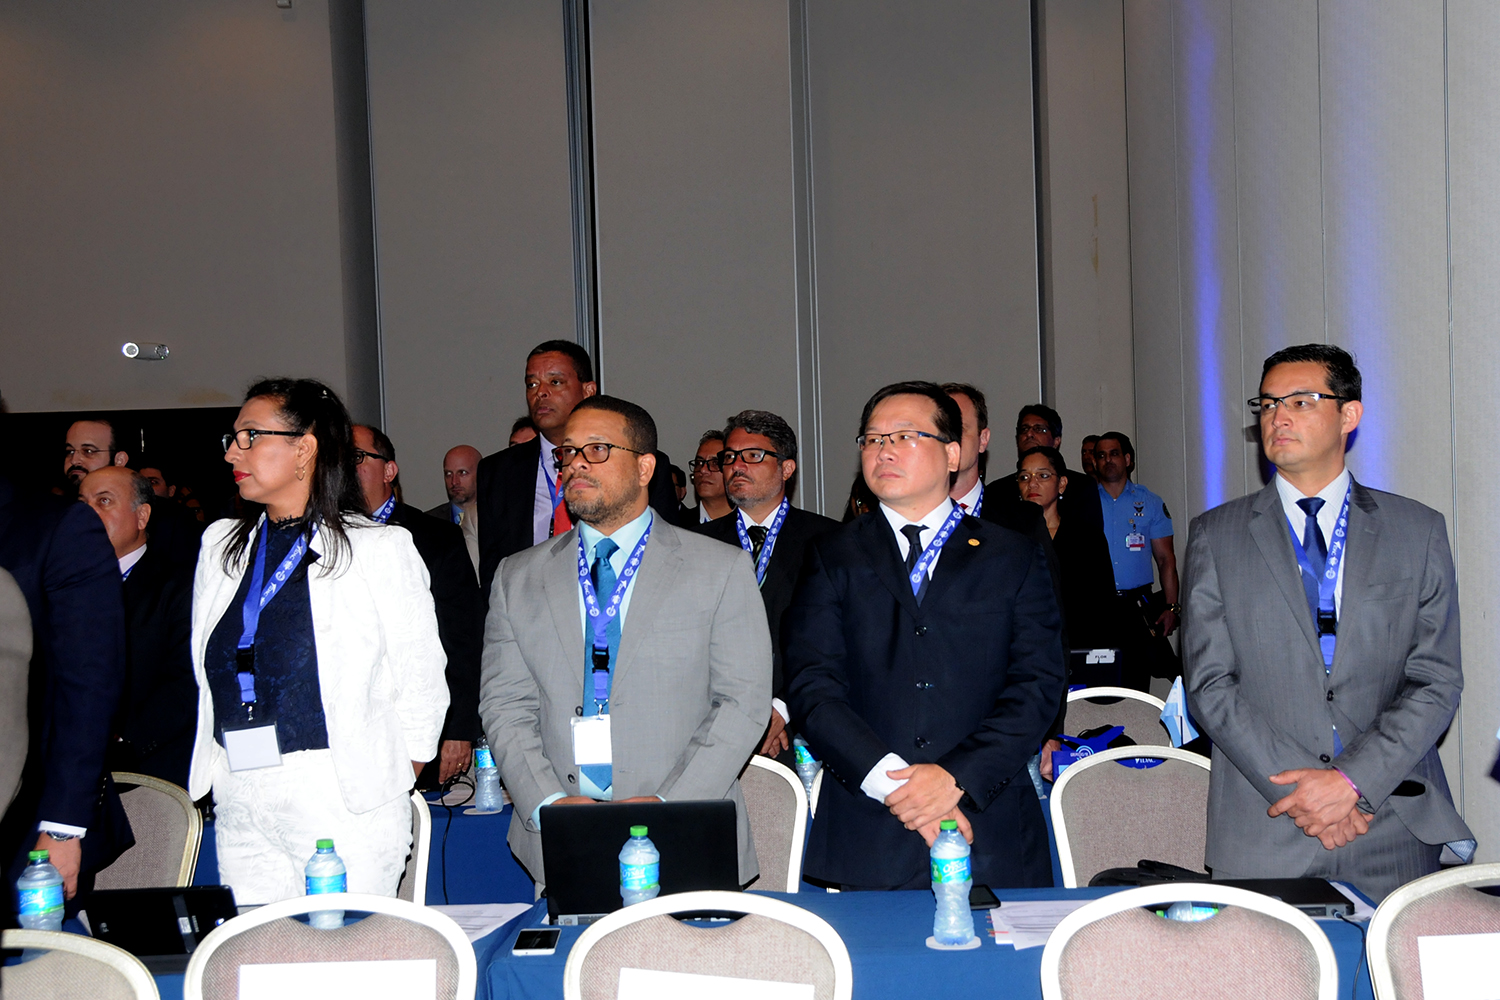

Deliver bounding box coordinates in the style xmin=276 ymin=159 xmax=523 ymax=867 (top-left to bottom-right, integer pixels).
xmin=0 ymin=476 xmax=131 ymax=904
xmin=783 ymin=510 xmax=1067 ymax=889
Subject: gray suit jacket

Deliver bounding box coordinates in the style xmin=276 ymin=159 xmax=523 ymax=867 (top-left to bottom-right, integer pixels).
xmin=479 ymin=515 xmax=771 ymax=886
xmin=0 ymin=568 xmax=29 ymax=815
xmin=1183 ymin=479 xmax=1472 ymax=877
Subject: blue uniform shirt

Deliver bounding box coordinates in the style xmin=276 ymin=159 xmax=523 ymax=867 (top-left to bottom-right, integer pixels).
xmin=1098 ymin=480 xmax=1173 ymax=591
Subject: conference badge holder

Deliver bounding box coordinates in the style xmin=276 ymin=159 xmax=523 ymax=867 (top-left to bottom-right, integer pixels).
xmin=224 ymin=647 xmax=282 ymax=772
xmin=571 ymin=715 xmax=612 ymax=767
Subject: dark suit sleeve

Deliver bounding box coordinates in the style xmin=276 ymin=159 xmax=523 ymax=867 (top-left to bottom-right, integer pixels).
xmin=936 ymin=541 xmax=1066 ymax=810
xmin=476 ymin=452 xmax=503 ymax=598
xmin=782 ymin=543 xmax=897 ymax=789
xmin=648 ymin=452 xmax=678 ymax=524
xmin=39 ymin=505 xmax=126 ymax=829
xmin=429 ymin=533 xmax=484 ymax=744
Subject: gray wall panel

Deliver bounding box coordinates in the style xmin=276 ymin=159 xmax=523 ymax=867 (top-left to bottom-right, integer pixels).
xmin=366 ymin=0 xmax=577 ymax=509
xmin=806 ymin=0 xmax=1039 ymax=496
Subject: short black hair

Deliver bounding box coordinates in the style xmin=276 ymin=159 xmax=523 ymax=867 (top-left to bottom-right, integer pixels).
xmin=528 ymin=340 xmax=595 ymax=384
xmin=697 ymin=428 xmax=726 ymax=451
xmin=363 ymin=425 xmax=397 ymax=462
xmin=859 ymin=381 xmax=962 ymax=445
xmin=1097 ymin=431 xmax=1135 ymax=474
xmin=1017 ymin=445 xmax=1067 ymax=479
xmin=725 ymin=409 xmax=799 ymax=499
xmin=510 ymin=415 xmax=536 ymax=436
xmin=668 ymin=464 xmax=686 ymax=489
xmin=124 ymin=470 xmax=155 ymax=510
xmin=573 ymin=395 xmax=658 ymax=455
xmin=940 ymin=383 xmax=989 ymax=432
xmin=1081 ymin=434 xmax=1101 ymax=446
xmin=135 ymin=456 xmax=174 ymax=484
xmin=1261 ymin=343 xmax=1362 ymax=403
xmin=1016 ymin=404 xmax=1062 ymax=438
xmin=71 ymin=414 xmax=127 ymax=459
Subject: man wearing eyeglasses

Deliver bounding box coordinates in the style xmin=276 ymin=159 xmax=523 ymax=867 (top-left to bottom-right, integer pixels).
xmin=698 ymin=411 xmax=838 ymax=762
xmin=479 ymin=395 xmax=771 ymax=891
xmin=62 ymin=417 xmax=129 ymax=488
xmin=984 ymin=404 xmax=1106 ymax=548
xmin=353 ymin=425 xmax=483 ymax=788
xmin=783 ymin=381 xmax=1066 ymax=891
xmin=681 ymin=430 xmax=732 ymax=526
xmin=1183 ymin=344 xmax=1472 ymax=901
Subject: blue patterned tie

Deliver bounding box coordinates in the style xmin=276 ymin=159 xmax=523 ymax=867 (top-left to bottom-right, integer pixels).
xmin=582 ymin=538 xmax=619 ymax=792
xmin=1296 ymin=497 xmax=1327 ymax=627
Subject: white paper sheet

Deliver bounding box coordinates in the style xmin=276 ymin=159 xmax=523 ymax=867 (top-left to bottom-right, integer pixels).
xmin=987 ymin=899 xmax=1096 ymax=949
xmin=1417 ymin=933 xmax=1500 ymax=1000
xmin=617 ymin=968 xmax=814 ymax=1000
xmin=239 ymin=959 xmax=436 ymax=1000
xmin=427 ymin=903 xmax=533 ymax=943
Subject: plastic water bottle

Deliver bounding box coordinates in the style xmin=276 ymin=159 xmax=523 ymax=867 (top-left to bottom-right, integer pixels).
xmin=304 ymin=839 xmax=347 ymax=929
xmin=15 ymin=851 xmax=64 ymax=931
xmin=474 ymin=736 xmax=502 ymax=812
xmin=792 ymin=736 xmax=821 ymax=800
xmin=930 ymin=820 xmax=975 ymax=946
xmin=618 ymin=825 xmax=660 ymax=906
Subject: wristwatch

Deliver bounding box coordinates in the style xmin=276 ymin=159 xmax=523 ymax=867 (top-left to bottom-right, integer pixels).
xmin=1165 ymin=603 xmax=1182 ymax=616
xmin=42 ymin=831 xmax=81 ymax=842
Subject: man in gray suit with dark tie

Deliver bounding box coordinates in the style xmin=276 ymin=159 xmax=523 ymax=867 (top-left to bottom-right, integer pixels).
xmin=480 ymin=395 xmax=771 ymax=890
xmin=1184 ymin=344 xmax=1473 ymax=901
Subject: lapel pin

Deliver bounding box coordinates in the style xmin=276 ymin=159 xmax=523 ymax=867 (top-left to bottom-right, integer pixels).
xmin=968 ymin=538 xmax=980 ymax=547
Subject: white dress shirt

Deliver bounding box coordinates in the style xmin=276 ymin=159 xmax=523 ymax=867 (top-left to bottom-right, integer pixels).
xmin=533 ymin=446 xmax=558 ymax=546
xmin=739 ymin=503 xmax=791 ymax=724
xmin=953 ymin=479 xmax=983 ymax=516
xmin=1274 ymin=466 xmax=1350 ymax=616
xmin=118 ymin=543 xmax=147 ymax=579
xmin=861 ymin=497 xmax=958 ymax=802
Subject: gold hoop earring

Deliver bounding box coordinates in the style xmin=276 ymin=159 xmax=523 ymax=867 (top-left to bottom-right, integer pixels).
xmin=295 ymin=466 xmax=307 ymax=481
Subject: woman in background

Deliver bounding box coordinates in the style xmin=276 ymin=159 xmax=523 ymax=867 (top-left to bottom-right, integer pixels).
xmin=187 ymin=378 xmax=447 ymax=904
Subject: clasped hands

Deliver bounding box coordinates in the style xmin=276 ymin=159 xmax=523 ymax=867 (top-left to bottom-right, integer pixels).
xmin=884 ymin=763 xmax=972 ymax=847
xmin=1267 ymin=767 xmax=1373 ymax=850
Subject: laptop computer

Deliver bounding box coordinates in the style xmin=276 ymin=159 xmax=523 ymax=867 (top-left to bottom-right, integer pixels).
xmin=1215 ymin=878 xmax=1355 ymax=917
xmin=85 ymin=885 xmax=240 ymax=973
xmin=539 ymin=799 xmax=740 ymax=925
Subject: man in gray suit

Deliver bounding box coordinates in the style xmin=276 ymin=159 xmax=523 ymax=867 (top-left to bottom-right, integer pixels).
xmin=480 ymin=395 xmax=771 ymax=889
xmin=1184 ymin=344 xmax=1473 ymax=901
xmin=0 ymin=568 xmax=29 ymax=816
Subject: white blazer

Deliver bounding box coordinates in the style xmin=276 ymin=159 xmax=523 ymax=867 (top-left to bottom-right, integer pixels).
xmin=187 ymin=515 xmax=449 ymax=813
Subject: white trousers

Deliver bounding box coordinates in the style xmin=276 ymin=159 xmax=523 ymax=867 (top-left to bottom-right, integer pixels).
xmin=211 ymin=747 xmax=412 ymax=905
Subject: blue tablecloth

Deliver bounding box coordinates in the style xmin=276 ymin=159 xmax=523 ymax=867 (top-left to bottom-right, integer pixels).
xmin=475 ymin=887 xmax=1375 ymax=1000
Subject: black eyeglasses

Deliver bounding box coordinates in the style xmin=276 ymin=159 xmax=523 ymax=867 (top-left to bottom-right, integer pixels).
xmin=222 ymin=429 xmax=302 ymax=452
xmin=353 ymin=448 xmax=391 ymax=465
xmin=688 ymin=457 xmax=721 ymax=473
xmin=552 ymin=442 xmax=645 ymax=470
xmin=716 ymin=448 xmax=783 ymax=469
xmin=855 ymin=430 xmax=951 ymax=452
xmin=1247 ymin=392 xmax=1350 ymax=415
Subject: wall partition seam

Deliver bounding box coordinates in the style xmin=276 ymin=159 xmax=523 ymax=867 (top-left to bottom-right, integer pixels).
xmin=361 ymin=1 xmax=387 ymax=430
xmin=1228 ymin=0 xmax=1247 ymax=492
xmin=1315 ymin=0 xmax=1328 ymax=345
xmin=1119 ymin=0 xmax=1140 ymax=447
xmin=1440 ymin=0 xmax=1462 ymax=811
xmin=1030 ymin=0 xmax=1051 ymax=404
xmin=563 ymin=0 xmax=602 ymax=381
xmin=1168 ymin=0 xmax=1189 ymax=511
xmin=788 ymin=0 xmax=825 ymax=515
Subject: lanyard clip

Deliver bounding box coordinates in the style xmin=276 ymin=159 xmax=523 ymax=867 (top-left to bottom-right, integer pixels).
xmin=1317 ymin=609 xmax=1338 ymax=637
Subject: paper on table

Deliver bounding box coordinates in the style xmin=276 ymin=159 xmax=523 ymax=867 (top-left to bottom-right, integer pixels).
xmin=617 ymin=968 xmax=814 ymax=1000
xmin=1417 ymin=932 xmax=1500 ymax=1000
xmin=988 ymin=899 xmax=1095 ymax=949
xmin=428 ymin=903 xmax=533 ymax=943
xmin=240 ymin=959 xmax=436 ymax=1000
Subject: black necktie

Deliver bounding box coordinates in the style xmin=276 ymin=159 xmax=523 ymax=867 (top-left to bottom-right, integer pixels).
xmin=901 ymin=524 xmax=930 ymax=604
xmin=747 ymin=525 xmax=768 ymax=564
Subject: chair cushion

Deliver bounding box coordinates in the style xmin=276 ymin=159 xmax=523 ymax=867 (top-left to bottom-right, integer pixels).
xmin=1059 ymin=757 xmax=1208 ymax=885
xmin=94 ymin=784 xmax=190 ymax=890
xmin=1065 ymin=697 xmax=1172 ymax=747
xmin=1385 ymin=884 xmax=1500 ymax=1000
xmin=1 ymin=949 xmax=140 ymax=1000
xmin=741 ymin=765 xmax=797 ymax=891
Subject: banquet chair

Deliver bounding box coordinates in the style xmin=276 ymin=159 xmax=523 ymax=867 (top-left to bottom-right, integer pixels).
xmin=741 ymin=756 xmax=808 ymax=892
xmin=1040 ymin=883 xmax=1337 ymax=1000
xmin=1366 ymin=861 xmax=1500 ymax=999
xmin=1063 ymin=687 xmax=1171 ymax=746
xmin=1050 ymin=745 xmax=1210 ymax=887
xmin=1 ymin=929 xmax=160 ymax=1000
xmin=563 ymin=890 xmax=852 ymax=1000
xmin=94 ymin=772 xmax=202 ymax=890
xmin=396 ymin=789 xmax=432 ymax=905
xmin=183 ymin=893 xmax=474 ymax=1000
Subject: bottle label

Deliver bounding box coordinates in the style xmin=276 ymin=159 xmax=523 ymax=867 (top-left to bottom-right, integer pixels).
xmin=475 ymin=747 xmax=495 ymax=769
xmin=930 ymin=856 xmax=971 ymax=884
xmin=620 ymin=861 xmax=659 ymax=891
xmin=794 ymin=744 xmax=816 ymax=766
xmin=17 ymin=884 xmax=63 ymax=916
xmin=306 ymin=873 xmax=347 ymax=895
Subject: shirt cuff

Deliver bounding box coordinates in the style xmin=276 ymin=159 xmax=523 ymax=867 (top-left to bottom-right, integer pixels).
xmin=860 ymin=753 xmax=911 ymax=803
xmin=529 ymin=793 xmax=566 ymax=830
xmin=771 ymin=698 xmax=790 ymax=725
xmin=38 ymin=822 xmax=87 ymax=838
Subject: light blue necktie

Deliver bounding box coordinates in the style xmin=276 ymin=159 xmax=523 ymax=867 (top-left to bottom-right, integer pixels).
xmin=581 ymin=538 xmax=619 ymax=792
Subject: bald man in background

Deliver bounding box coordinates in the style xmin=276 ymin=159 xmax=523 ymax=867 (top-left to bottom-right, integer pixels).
xmin=428 ymin=445 xmax=482 ymax=577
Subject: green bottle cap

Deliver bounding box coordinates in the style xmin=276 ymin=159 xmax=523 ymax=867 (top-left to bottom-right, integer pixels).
xmin=29 ymin=850 xmax=48 ymax=862
xmin=939 ymin=820 xmax=958 ymax=831
xmin=630 ymin=825 xmax=648 ymax=837
xmin=316 ymin=839 xmax=334 ymax=850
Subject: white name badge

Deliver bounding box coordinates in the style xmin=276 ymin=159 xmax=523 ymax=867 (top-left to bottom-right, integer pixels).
xmin=224 ymin=724 xmax=283 ymax=771
xmin=571 ymin=715 xmax=613 ymax=766
xmin=1125 ymin=531 xmax=1146 ymax=552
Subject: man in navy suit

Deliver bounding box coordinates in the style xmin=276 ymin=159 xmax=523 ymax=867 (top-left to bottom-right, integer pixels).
xmin=0 ymin=472 xmax=131 ymax=922
xmin=784 ymin=382 xmax=1066 ymax=890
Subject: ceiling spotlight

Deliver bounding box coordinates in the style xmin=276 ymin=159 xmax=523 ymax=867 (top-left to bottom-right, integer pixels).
xmin=122 ymin=342 xmax=169 ymax=361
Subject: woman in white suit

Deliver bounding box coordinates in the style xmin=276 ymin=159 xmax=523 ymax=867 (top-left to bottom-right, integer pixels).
xmin=188 ymin=378 xmax=448 ymax=904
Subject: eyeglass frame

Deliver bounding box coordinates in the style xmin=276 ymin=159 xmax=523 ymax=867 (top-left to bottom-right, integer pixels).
xmin=1016 ymin=469 xmax=1062 ymax=484
xmin=222 ymin=428 xmax=303 ymax=452
xmin=552 ymin=441 xmax=646 ymax=471
xmin=353 ymin=448 xmax=391 ymax=465
xmin=715 ymin=447 xmax=784 ymax=469
xmin=855 ymin=430 xmax=952 ymax=451
xmin=687 ymin=457 xmax=721 ymax=474
xmin=1246 ymin=391 xmax=1351 ymax=416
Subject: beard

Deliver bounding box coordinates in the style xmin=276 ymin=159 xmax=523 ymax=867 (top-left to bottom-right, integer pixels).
xmin=565 ymin=474 xmax=640 ymax=526
xmin=65 ymin=465 xmax=89 ymax=484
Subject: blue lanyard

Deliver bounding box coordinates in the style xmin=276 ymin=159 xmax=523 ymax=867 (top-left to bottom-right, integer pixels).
xmin=970 ymin=484 xmax=983 ymax=518
xmin=371 ymin=494 xmax=396 ymax=524
xmin=577 ymin=519 xmax=653 ymax=710
xmin=449 ymin=503 xmax=462 ymax=526
xmin=1287 ymin=483 xmax=1351 ymax=670
xmin=544 ymin=462 xmax=564 ymax=514
xmin=235 ymin=522 xmax=316 ymax=704
xmin=734 ymin=497 xmax=789 ymax=586
xmin=907 ymin=504 xmax=966 ymax=595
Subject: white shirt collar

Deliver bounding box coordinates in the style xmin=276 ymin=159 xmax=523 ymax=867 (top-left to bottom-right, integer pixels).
xmin=952 ymin=478 xmax=983 ymax=514
xmin=737 ymin=498 xmax=786 ymax=530
xmin=1274 ymin=466 xmax=1351 ymax=542
xmin=880 ymin=497 xmax=955 ymax=537
xmin=119 ymin=544 xmax=147 ymax=578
